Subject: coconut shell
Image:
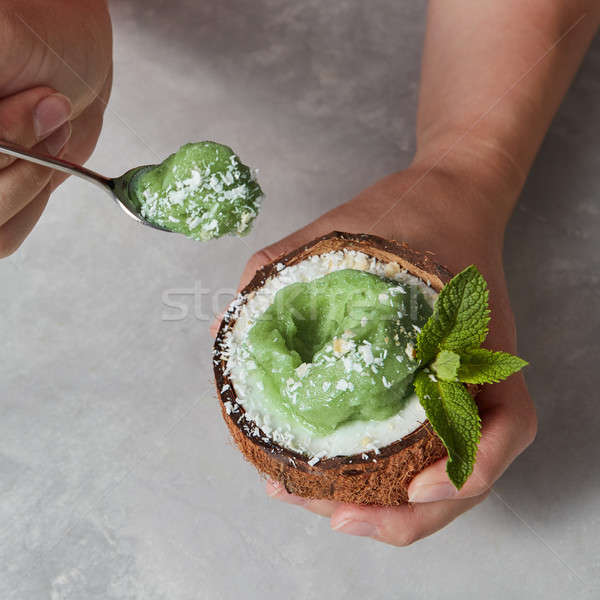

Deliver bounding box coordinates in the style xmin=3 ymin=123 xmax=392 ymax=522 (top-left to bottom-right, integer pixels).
xmin=214 ymin=231 xmax=462 ymax=505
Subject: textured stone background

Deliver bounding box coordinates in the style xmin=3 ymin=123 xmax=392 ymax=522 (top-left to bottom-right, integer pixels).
xmin=1 ymin=1 xmax=599 ymax=598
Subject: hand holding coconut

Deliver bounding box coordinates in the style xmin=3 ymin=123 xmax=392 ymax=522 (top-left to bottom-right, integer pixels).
xmin=216 ymin=180 xmax=536 ymax=546
xmin=215 ymin=1 xmax=600 ymax=545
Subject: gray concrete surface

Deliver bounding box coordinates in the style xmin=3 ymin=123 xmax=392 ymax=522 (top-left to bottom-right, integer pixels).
xmin=1 ymin=1 xmax=599 ymax=598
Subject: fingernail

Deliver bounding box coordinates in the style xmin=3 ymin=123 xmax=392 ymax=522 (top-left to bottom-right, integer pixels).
xmin=408 ymin=482 xmax=457 ymax=503
xmin=332 ymin=519 xmax=375 ymax=537
xmin=44 ymin=121 xmax=71 ymax=156
xmin=34 ymin=93 xmax=72 ymax=138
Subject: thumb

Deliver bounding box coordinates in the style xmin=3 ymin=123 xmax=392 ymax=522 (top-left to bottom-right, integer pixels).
xmin=407 ymin=376 xmax=537 ymax=502
xmin=0 ymin=86 xmax=72 ymax=168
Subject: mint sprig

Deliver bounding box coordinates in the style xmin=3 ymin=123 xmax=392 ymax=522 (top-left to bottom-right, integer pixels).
xmin=414 ymin=265 xmax=527 ymax=490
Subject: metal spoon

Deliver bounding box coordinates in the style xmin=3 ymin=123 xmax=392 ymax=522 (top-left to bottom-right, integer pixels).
xmin=0 ymin=139 xmax=170 ymax=232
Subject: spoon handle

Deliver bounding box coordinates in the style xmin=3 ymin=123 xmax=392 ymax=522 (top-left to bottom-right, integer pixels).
xmin=0 ymin=139 xmax=114 ymax=196
xmin=0 ymin=139 xmax=171 ymax=233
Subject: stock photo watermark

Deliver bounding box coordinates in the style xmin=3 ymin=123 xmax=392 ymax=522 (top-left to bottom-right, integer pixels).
xmin=160 ymin=281 xmax=428 ymax=324
xmin=161 ymin=282 xmax=237 ymax=322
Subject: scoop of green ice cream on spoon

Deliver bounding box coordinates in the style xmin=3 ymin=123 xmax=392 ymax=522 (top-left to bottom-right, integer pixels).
xmin=126 ymin=142 xmax=263 ymax=240
xmin=0 ymin=139 xmax=263 ymax=240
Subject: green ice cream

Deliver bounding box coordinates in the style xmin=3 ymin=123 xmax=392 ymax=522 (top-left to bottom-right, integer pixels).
xmin=128 ymin=141 xmax=263 ymax=240
xmin=242 ymin=269 xmax=433 ymax=436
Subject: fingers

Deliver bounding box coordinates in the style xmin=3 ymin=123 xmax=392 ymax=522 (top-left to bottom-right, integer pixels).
xmin=265 ymin=376 xmax=534 ymax=546
xmin=329 ymin=492 xmax=489 ymax=546
xmin=0 ymin=130 xmax=72 ymax=227
xmin=209 ymin=312 xmax=224 ymax=338
xmin=0 ymin=87 xmax=72 ymax=253
xmin=408 ymin=375 xmax=537 ymax=503
xmin=0 ymin=85 xmax=105 ymax=257
xmin=266 ymin=480 xmax=340 ymax=517
xmin=0 ymin=183 xmax=52 ymax=258
xmin=0 ymin=129 xmax=71 ymax=257
xmin=59 ymin=76 xmax=109 ymax=169
xmin=266 ymin=478 xmax=489 ymax=546
xmin=0 ymin=86 xmax=72 ymax=168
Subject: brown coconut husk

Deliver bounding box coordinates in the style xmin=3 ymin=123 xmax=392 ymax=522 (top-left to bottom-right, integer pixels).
xmin=214 ymin=231 xmax=463 ymax=505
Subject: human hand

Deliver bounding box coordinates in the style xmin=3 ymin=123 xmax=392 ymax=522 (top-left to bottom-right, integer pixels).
xmin=218 ymin=152 xmax=537 ymax=546
xmin=0 ymin=1 xmax=112 ymax=257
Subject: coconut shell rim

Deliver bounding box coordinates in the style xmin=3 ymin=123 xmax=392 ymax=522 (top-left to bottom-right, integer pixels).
xmin=213 ymin=231 xmax=455 ymax=473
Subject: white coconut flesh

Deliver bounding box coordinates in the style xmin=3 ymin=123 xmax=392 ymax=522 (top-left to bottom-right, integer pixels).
xmin=222 ymin=250 xmax=438 ymax=463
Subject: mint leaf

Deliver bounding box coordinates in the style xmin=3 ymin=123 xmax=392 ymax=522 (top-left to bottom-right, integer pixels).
xmin=414 ymin=371 xmax=481 ymax=489
xmin=458 ymin=348 xmax=528 ymax=384
xmin=432 ymin=350 xmax=460 ymax=381
xmin=416 ymin=265 xmax=489 ymax=364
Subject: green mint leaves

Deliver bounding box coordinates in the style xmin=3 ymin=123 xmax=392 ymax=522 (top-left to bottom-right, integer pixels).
xmin=457 ymin=349 xmax=528 ymax=384
xmin=414 ymin=373 xmax=481 ymax=489
xmin=416 ymin=265 xmax=489 ymax=365
xmin=414 ymin=265 xmax=527 ymax=490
